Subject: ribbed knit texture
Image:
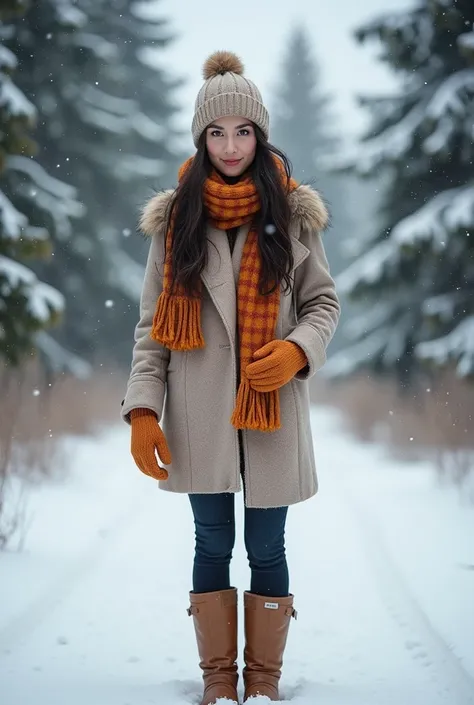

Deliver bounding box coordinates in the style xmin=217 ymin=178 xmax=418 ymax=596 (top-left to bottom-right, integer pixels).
xmin=130 ymin=408 xmax=156 ymax=419
xmin=150 ymin=155 xmax=298 ymax=432
xmin=130 ymin=408 xmax=171 ymax=480
xmin=192 ymin=72 xmax=269 ymax=146
xmin=245 ymin=340 xmax=308 ymax=392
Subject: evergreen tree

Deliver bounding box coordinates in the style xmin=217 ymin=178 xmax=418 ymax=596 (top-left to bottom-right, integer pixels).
xmin=7 ymin=0 xmax=183 ymax=366
xmin=271 ymin=25 xmax=352 ymax=353
xmin=328 ymin=0 xmax=474 ymax=383
xmin=0 ymin=1 xmax=80 ymax=368
xmin=83 ymin=0 xmax=185 ymax=364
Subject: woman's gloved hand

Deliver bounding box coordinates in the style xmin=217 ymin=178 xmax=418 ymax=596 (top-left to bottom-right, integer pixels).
xmin=130 ymin=408 xmax=171 ymax=480
xmin=245 ymin=340 xmax=308 ymax=392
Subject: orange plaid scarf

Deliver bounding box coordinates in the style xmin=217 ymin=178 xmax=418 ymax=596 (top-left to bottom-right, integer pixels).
xmin=151 ymin=156 xmax=297 ymax=432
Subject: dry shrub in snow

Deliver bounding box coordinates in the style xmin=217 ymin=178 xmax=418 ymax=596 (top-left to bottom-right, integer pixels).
xmin=317 ymin=371 xmax=474 ymax=495
xmin=0 ymin=358 xmax=126 ymax=548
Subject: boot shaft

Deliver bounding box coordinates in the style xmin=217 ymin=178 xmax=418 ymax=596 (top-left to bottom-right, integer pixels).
xmin=243 ymin=591 xmax=297 ymax=701
xmin=188 ymin=588 xmax=239 ymax=705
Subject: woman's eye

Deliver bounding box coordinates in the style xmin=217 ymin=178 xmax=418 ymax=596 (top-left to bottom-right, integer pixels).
xmin=210 ymin=130 xmax=222 ymax=137
xmin=238 ymin=129 xmax=250 ymax=136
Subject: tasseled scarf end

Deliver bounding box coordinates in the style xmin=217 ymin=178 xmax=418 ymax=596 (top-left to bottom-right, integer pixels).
xmin=231 ymin=377 xmax=281 ymax=432
xmin=151 ymin=291 xmax=205 ymax=351
xmin=151 ymin=293 xmax=281 ymax=431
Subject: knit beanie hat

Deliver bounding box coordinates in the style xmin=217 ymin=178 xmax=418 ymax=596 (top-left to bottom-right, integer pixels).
xmin=191 ymin=50 xmax=270 ymax=147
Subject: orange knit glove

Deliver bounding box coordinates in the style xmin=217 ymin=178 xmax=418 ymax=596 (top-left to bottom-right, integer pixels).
xmin=245 ymin=340 xmax=308 ymax=392
xmin=130 ymin=408 xmax=171 ymax=481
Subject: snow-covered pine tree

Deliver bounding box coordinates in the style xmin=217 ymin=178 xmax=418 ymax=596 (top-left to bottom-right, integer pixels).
xmin=327 ymin=0 xmax=474 ymax=383
xmin=82 ymin=0 xmax=185 ymax=363
xmin=270 ymin=25 xmax=352 ymax=353
xmin=0 ymin=1 xmax=80 ymax=368
xmin=4 ymin=0 xmax=121 ymax=367
xmin=97 ymin=0 xmax=184 ymax=211
xmin=8 ymin=0 xmax=183 ymax=366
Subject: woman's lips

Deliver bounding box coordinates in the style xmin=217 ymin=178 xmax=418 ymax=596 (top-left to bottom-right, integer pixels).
xmin=223 ymin=159 xmax=242 ymax=166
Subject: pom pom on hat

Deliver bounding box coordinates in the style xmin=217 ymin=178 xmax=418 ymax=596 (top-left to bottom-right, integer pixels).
xmin=203 ymin=50 xmax=244 ymax=80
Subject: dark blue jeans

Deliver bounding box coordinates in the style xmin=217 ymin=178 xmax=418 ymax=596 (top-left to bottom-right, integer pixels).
xmin=189 ymin=492 xmax=289 ymax=597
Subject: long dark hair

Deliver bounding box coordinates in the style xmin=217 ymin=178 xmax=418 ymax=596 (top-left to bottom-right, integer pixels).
xmin=165 ymin=125 xmax=294 ymax=297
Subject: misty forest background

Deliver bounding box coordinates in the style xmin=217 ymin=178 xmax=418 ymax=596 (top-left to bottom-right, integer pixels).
xmin=1 ymin=0 xmax=473 ymax=545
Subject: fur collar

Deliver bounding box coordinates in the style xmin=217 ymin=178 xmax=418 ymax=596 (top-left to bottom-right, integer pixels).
xmin=139 ymin=184 xmax=328 ymax=238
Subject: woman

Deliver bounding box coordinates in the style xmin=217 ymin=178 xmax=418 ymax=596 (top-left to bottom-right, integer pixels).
xmin=121 ymin=50 xmax=340 ymax=705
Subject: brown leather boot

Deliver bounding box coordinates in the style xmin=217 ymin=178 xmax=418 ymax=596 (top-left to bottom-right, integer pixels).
xmin=187 ymin=588 xmax=239 ymax=705
xmin=243 ymin=591 xmax=297 ymax=702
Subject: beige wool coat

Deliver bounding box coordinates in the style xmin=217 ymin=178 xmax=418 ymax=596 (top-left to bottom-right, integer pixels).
xmin=121 ymin=185 xmax=340 ymax=508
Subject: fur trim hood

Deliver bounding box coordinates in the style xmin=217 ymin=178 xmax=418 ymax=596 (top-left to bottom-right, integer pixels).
xmin=139 ymin=184 xmax=329 ymax=239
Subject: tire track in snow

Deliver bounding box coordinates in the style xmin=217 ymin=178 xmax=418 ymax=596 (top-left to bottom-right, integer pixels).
xmin=0 ymin=499 xmax=143 ymax=654
xmin=343 ymin=486 xmax=474 ymax=705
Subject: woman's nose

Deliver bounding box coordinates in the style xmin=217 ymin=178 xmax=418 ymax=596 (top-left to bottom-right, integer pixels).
xmin=224 ymin=138 xmax=237 ymax=154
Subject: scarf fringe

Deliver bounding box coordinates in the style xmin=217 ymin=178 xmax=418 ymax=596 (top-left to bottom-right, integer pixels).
xmin=151 ymin=291 xmax=205 ymax=351
xmin=231 ymin=377 xmax=281 ymax=432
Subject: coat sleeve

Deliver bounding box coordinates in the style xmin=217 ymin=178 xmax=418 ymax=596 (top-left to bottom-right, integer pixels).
xmin=121 ymin=231 xmax=170 ymax=424
xmin=285 ymin=229 xmax=341 ymax=380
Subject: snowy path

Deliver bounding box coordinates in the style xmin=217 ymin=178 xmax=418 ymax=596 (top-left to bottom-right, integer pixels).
xmin=1 ymin=407 xmax=473 ymax=705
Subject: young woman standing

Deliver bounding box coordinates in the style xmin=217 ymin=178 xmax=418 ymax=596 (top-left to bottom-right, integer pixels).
xmin=122 ymin=50 xmax=340 ymax=705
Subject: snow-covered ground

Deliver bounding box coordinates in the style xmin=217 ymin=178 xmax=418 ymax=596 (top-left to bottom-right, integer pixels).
xmin=1 ymin=406 xmax=474 ymax=705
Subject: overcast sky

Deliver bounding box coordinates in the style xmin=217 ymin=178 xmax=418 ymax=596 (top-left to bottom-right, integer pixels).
xmin=156 ymin=0 xmax=416 ymax=150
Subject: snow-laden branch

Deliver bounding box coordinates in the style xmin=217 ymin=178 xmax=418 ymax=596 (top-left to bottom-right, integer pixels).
xmin=6 ymin=156 xmax=84 ymax=240
xmin=131 ymin=1 xmax=165 ymax=21
xmin=52 ymin=0 xmax=87 ymax=29
xmin=72 ymin=33 xmax=119 ymax=62
xmin=81 ymin=84 xmax=136 ymax=116
xmin=357 ymin=9 xmax=433 ymax=64
xmin=0 ymin=45 xmax=16 ymax=71
xmin=35 ymin=332 xmax=92 ymax=379
xmin=416 ymin=316 xmax=474 ymax=377
xmin=336 ymin=240 xmax=398 ymax=295
xmin=391 ymin=185 xmax=474 ymax=251
xmin=332 ymin=69 xmax=474 ymax=174
xmin=133 ymin=113 xmax=166 ymax=142
xmin=0 ymin=255 xmax=64 ymax=322
xmin=0 ymin=190 xmax=51 ymax=247
xmin=77 ymin=85 xmax=167 ymax=143
xmin=323 ymin=310 xmax=416 ymax=378
xmin=422 ymin=292 xmax=466 ymax=322
xmin=338 ymin=184 xmax=473 ymax=295
xmin=0 ymin=190 xmax=28 ymax=239
xmin=7 ymin=156 xmax=78 ymax=201
xmin=0 ymin=75 xmax=36 ymax=121
xmin=458 ymin=31 xmax=474 ymax=54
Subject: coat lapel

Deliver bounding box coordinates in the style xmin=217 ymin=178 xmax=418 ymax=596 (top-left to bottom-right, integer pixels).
xmin=290 ymin=236 xmax=309 ymax=273
xmin=200 ymin=225 xmax=237 ymax=346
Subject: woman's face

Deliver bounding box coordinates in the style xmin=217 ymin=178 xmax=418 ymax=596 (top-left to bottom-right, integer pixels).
xmin=205 ymin=115 xmax=257 ymax=177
